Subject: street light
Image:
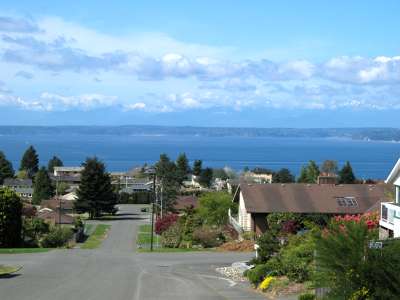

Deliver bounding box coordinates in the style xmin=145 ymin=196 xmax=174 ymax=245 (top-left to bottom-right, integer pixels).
xmin=144 ymin=166 xmax=156 ymax=251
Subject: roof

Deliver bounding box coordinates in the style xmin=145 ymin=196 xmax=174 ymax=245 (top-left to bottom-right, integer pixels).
xmin=54 ymin=166 xmax=83 ymax=172
xmin=239 ymin=183 xmax=387 ymax=214
xmin=41 ymin=198 xmax=74 ymax=210
xmin=173 ymin=195 xmax=198 ymax=210
xmin=61 ymin=192 xmax=77 ymax=201
xmin=37 ymin=210 xmax=74 ymax=224
xmin=3 ymin=178 xmax=32 ymax=186
xmin=386 ymin=158 xmax=400 ymax=185
xmin=14 ymin=187 xmax=33 ymax=194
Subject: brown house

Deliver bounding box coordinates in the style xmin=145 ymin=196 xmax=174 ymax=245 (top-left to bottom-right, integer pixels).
xmin=173 ymin=195 xmax=198 ymax=213
xmin=231 ymin=183 xmax=387 ymax=235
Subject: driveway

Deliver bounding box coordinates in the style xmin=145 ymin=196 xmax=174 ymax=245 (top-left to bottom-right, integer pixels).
xmin=0 ymin=205 xmax=265 ymax=300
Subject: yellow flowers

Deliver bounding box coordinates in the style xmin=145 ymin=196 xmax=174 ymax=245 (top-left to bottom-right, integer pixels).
xmin=259 ymin=275 xmax=275 ymax=291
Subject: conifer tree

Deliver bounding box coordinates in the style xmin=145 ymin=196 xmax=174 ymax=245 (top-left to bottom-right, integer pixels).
xmin=75 ymin=157 xmax=116 ymax=218
xmin=297 ymin=166 xmax=308 ymax=183
xmin=47 ymin=156 xmax=63 ymax=173
xmin=0 ymin=151 xmax=14 ymax=184
xmin=32 ymin=167 xmax=54 ymax=205
xmin=20 ymin=145 xmax=39 ymax=178
xmin=176 ymin=153 xmax=190 ymax=184
xmin=193 ymin=159 xmax=202 ymax=176
xmin=339 ymin=161 xmax=356 ymax=184
xmin=155 ymin=154 xmax=179 ymax=209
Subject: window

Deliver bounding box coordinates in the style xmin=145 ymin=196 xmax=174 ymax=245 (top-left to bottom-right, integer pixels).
xmin=336 ymin=196 xmax=358 ymax=207
xmin=382 ymin=205 xmax=388 ymax=220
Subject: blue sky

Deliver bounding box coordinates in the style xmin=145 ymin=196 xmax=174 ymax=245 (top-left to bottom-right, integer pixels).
xmin=0 ymin=1 xmax=400 ymax=127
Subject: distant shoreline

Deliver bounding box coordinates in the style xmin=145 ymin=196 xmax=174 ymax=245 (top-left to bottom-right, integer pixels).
xmin=0 ymin=125 xmax=400 ymax=142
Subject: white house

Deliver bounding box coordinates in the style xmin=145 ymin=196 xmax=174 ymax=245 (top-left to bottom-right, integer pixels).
xmin=379 ymin=159 xmax=400 ymax=239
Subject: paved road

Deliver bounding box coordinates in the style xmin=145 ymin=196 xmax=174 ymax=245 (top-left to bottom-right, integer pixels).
xmin=0 ymin=205 xmax=266 ymax=300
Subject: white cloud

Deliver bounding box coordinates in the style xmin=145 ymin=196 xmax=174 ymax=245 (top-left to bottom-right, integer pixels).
xmin=124 ymin=102 xmax=146 ymax=111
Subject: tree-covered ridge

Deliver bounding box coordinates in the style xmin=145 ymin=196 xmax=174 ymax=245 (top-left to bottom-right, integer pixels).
xmin=1 ymin=126 xmax=400 ymax=141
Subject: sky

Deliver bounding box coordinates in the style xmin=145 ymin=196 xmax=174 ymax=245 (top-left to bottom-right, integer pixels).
xmin=0 ymin=0 xmax=400 ymax=127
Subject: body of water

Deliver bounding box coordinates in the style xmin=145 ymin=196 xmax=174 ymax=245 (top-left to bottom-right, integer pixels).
xmin=1 ymin=134 xmax=399 ymax=179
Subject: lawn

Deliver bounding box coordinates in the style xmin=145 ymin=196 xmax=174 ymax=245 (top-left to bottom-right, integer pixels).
xmin=81 ymin=224 xmax=111 ymax=249
xmin=0 ymin=248 xmax=52 ymax=254
xmin=0 ymin=265 xmax=22 ymax=276
xmin=136 ymin=224 xmax=161 ymax=246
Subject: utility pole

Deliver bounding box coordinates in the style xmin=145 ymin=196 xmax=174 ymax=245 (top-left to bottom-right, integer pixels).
xmin=150 ymin=172 xmax=156 ymax=251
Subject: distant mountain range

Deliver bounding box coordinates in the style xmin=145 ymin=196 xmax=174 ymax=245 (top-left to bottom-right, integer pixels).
xmin=1 ymin=126 xmax=400 ymax=142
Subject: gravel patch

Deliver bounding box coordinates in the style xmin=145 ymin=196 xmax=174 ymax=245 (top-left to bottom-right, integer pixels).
xmin=216 ymin=261 xmax=251 ymax=282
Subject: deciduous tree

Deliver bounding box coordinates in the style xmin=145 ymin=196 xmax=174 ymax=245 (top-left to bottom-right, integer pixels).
xmin=0 ymin=188 xmax=22 ymax=247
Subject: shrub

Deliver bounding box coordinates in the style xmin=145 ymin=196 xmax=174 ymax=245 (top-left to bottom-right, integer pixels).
xmin=22 ymin=218 xmax=50 ymax=246
xmin=193 ymin=227 xmax=224 ymax=248
xmin=256 ymin=231 xmax=280 ymax=262
xmin=40 ymin=226 xmax=73 ymax=248
xmin=155 ymin=214 xmax=178 ymax=235
xmin=198 ymin=192 xmax=233 ymax=226
xmin=161 ymin=223 xmax=182 ymax=248
xmin=246 ymin=264 xmax=271 ymax=286
xmin=279 ymin=233 xmax=314 ymax=282
xmin=298 ymin=293 xmax=315 ymax=300
xmin=259 ymin=276 xmax=275 ymax=291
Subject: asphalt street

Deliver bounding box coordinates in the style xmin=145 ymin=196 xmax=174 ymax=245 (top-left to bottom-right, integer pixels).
xmin=0 ymin=204 xmax=267 ymax=300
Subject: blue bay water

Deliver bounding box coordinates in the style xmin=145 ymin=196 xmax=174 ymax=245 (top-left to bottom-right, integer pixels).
xmin=1 ymin=134 xmax=400 ymax=179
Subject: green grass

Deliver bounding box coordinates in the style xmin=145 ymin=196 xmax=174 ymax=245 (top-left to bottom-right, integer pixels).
xmin=136 ymin=224 xmax=161 ymax=245
xmin=0 ymin=248 xmax=52 ymax=254
xmin=81 ymin=224 xmax=111 ymax=249
xmin=0 ymin=265 xmax=22 ymax=276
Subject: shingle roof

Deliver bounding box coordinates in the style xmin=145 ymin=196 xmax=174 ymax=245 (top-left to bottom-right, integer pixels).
xmin=173 ymin=195 xmax=198 ymax=210
xmin=240 ymin=183 xmax=387 ymax=214
xmin=3 ymin=178 xmax=32 ymax=186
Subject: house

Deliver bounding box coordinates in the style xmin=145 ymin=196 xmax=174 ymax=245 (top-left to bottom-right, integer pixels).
xmin=37 ymin=210 xmax=75 ymax=225
xmin=317 ymin=172 xmax=338 ymax=184
xmin=173 ymin=195 xmax=198 ymax=213
xmin=231 ymin=182 xmax=386 ymax=235
xmin=2 ymin=178 xmax=33 ymax=200
xmin=379 ymin=159 xmax=400 ymax=239
xmin=53 ymin=166 xmax=83 ymax=177
xmin=182 ymin=174 xmax=202 ymax=189
xmin=119 ymin=178 xmax=153 ymax=193
xmin=242 ymin=171 xmax=273 ymax=184
xmin=40 ymin=197 xmax=74 ymax=214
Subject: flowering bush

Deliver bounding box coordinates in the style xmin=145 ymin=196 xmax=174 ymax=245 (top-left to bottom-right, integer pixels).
xmin=333 ymin=212 xmax=379 ymax=230
xmin=155 ymin=214 xmax=179 ymax=235
xmin=259 ymin=276 xmax=275 ymax=291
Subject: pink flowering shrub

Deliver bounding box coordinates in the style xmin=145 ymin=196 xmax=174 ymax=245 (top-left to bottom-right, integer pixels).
xmin=155 ymin=214 xmax=179 ymax=235
xmin=333 ymin=212 xmax=379 ymax=230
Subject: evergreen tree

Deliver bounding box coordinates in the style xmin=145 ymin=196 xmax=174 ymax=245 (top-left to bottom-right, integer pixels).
xmin=0 ymin=188 xmax=22 ymax=247
xmin=297 ymin=166 xmax=308 ymax=183
xmin=75 ymin=157 xmax=116 ymax=218
xmin=273 ymin=168 xmax=295 ymax=183
xmin=306 ymin=160 xmax=320 ymax=183
xmin=32 ymin=167 xmax=54 ymax=205
xmin=199 ymin=167 xmax=213 ymax=187
xmin=155 ymin=154 xmax=179 ymax=209
xmin=0 ymin=151 xmax=14 ymax=184
xmin=176 ymin=153 xmax=190 ymax=184
xmin=20 ymin=145 xmax=39 ymax=178
xmin=47 ymin=156 xmax=63 ymax=173
xmin=339 ymin=161 xmax=356 ymax=184
xmin=192 ymin=159 xmax=202 ymax=176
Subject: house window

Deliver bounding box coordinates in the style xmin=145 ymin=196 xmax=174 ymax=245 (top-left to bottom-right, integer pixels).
xmin=382 ymin=205 xmax=388 ymax=221
xmin=336 ymin=196 xmax=358 ymax=207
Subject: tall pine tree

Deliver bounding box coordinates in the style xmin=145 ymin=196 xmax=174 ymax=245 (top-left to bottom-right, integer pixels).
xmin=20 ymin=145 xmax=39 ymax=178
xmin=155 ymin=154 xmax=179 ymax=210
xmin=0 ymin=151 xmax=14 ymax=184
xmin=75 ymin=157 xmax=116 ymax=218
xmin=47 ymin=156 xmax=63 ymax=173
xmin=32 ymin=167 xmax=54 ymax=205
xmin=176 ymin=153 xmax=190 ymax=184
xmin=193 ymin=160 xmax=202 ymax=176
xmin=339 ymin=161 xmax=356 ymax=184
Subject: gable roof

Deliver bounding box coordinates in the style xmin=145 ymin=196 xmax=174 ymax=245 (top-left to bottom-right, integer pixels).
xmin=386 ymin=158 xmax=400 ymax=185
xmin=3 ymin=178 xmax=32 ymax=187
xmin=173 ymin=195 xmax=198 ymax=210
xmin=240 ymin=183 xmax=387 ymax=214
